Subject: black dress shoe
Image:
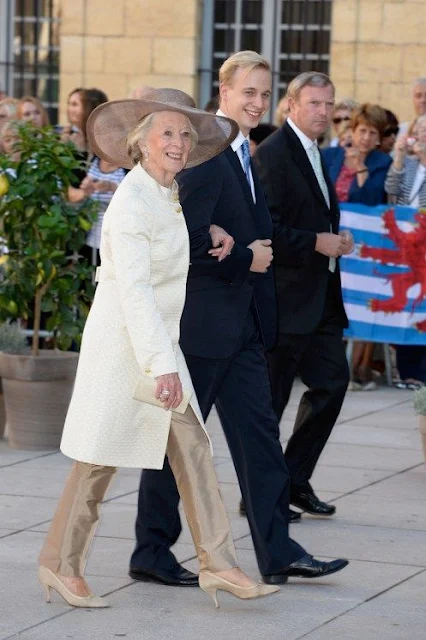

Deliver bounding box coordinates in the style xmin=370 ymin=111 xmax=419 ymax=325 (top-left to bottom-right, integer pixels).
xmin=129 ymin=563 xmax=199 ymax=587
xmin=291 ymin=490 xmax=336 ymax=516
xmin=239 ymin=498 xmax=247 ymax=517
xmin=239 ymin=499 xmax=301 ymax=523
xmin=263 ymin=554 xmax=349 ymax=584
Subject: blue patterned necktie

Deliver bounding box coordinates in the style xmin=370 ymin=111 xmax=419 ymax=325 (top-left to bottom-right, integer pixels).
xmin=241 ymin=139 xmax=251 ymax=185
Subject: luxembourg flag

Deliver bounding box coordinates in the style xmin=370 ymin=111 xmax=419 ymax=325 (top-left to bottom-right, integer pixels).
xmin=340 ymin=203 xmax=426 ymax=345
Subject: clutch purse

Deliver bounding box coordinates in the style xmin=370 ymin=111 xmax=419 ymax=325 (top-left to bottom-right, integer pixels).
xmin=132 ymin=375 xmax=191 ymax=414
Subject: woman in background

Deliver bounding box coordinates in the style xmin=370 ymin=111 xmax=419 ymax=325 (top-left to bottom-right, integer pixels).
xmin=16 ymin=96 xmax=49 ymax=128
xmin=385 ymin=114 xmax=426 ymax=389
xmin=323 ymin=104 xmax=392 ymax=390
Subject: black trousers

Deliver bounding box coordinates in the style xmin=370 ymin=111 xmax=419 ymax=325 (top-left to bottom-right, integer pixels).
xmin=268 ymin=274 xmax=349 ymax=491
xmin=131 ymin=308 xmax=305 ymax=576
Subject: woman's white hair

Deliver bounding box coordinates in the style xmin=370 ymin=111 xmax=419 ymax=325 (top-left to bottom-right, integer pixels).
xmin=126 ymin=112 xmax=199 ymax=165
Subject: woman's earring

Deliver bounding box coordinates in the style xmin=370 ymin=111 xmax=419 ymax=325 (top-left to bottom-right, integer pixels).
xmin=143 ymin=145 xmax=150 ymax=162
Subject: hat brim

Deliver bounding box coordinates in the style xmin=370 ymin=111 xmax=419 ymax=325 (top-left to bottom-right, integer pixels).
xmin=87 ymin=99 xmax=239 ymax=170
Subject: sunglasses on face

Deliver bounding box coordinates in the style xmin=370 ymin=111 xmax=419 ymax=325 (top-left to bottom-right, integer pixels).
xmin=383 ymin=127 xmax=399 ymax=137
xmin=333 ymin=116 xmax=351 ymax=125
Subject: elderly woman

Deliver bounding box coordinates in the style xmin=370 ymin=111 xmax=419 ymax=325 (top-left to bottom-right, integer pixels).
xmin=37 ymin=89 xmax=279 ymax=610
xmin=0 ymin=97 xmax=18 ymax=125
xmin=0 ymin=99 xmax=18 ymax=154
xmin=385 ymin=113 xmax=426 ymax=389
xmin=323 ymin=103 xmax=392 ymax=205
xmin=386 ymin=114 xmax=426 ymax=207
xmin=327 ymin=98 xmax=358 ymax=147
xmin=0 ymin=121 xmax=20 ymax=161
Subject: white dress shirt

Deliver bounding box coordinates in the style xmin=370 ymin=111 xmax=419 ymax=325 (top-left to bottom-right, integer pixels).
xmin=217 ymin=109 xmax=256 ymax=202
xmin=287 ymin=117 xmax=335 ymax=272
xmin=287 ymin=117 xmax=327 ymax=183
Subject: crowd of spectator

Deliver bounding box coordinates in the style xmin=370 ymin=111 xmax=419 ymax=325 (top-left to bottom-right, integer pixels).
xmin=0 ymin=75 xmax=425 ymax=389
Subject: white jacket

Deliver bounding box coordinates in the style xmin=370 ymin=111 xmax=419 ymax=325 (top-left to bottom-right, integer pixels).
xmin=60 ymin=163 xmax=208 ymax=468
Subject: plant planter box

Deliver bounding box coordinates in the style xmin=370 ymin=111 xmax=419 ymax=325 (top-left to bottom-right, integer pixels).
xmin=0 ymin=350 xmax=78 ymax=450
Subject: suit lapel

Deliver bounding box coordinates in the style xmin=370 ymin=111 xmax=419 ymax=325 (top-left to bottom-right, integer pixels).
xmin=284 ymin=123 xmax=330 ymax=212
xmin=252 ymin=166 xmax=273 ymax=237
xmin=225 ymin=146 xmax=272 ymax=237
xmin=225 ymin=147 xmax=256 ymax=214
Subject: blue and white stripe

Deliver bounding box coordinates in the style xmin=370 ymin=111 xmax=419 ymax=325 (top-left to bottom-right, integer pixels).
xmin=340 ymin=203 xmax=426 ymax=345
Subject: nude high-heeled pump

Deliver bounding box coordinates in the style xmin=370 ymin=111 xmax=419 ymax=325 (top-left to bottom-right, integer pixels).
xmin=199 ymin=570 xmax=280 ymax=608
xmin=38 ymin=566 xmax=110 ymax=608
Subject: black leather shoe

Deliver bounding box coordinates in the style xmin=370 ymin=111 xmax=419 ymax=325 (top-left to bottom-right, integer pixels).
xmin=239 ymin=498 xmax=247 ymax=517
xmin=263 ymin=554 xmax=349 ymax=584
xmin=129 ymin=564 xmax=199 ymax=587
xmin=239 ymin=499 xmax=301 ymax=522
xmin=291 ymin=490 xmax=336 ymax=516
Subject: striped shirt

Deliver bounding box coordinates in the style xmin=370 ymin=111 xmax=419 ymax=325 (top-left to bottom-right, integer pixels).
xmin=86 ymin=157 xmax=126 ymax=249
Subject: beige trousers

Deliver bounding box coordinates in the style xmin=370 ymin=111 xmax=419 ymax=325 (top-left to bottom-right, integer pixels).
xmin=39 ymin=407 xmax=237 ymax=577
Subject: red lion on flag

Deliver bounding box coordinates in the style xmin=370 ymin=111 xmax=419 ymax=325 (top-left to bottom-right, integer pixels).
xmin=359 ymin=208 xmax=426 ymax=332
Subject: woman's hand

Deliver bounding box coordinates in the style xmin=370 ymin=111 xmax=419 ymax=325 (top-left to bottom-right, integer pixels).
xmin=80 ymin=176 xmax=96 ymax=197
xmin=345 ymin=146 xmax=366 ymax=172
xmin=155 ymin=373 xmax=183 ymax=410
xmin=413 ymin=141 xmax=426 ymax=166
xmin=94 ymin=179 xmax=117 ymax=193
xmin=208 ymin=224 xmax=235 ymax=261
xmin=394 ymin=135 xmax=408 ymax=157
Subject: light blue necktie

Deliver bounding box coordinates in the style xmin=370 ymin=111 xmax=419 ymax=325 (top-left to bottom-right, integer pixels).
xmin=241 ymin=139 xmax=251 ymax=185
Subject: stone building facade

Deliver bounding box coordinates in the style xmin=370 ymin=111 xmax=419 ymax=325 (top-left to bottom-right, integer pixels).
xmin=1 ymin=1 xmax=425 ymax=124
xmin=59 ymin=0 xmax=200 ymax=118
xmin=330 ymin=0 xmax=426 ymax=120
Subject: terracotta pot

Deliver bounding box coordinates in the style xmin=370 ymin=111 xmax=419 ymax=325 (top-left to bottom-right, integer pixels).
xmin=0 ymin=350 xmax=78 ymax=450
xmin=419 ymin=415 xmax=426 ymax=463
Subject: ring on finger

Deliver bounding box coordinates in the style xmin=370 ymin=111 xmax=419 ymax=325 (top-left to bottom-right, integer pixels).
xmin=160 ymin=389 xmax=170 ymax=396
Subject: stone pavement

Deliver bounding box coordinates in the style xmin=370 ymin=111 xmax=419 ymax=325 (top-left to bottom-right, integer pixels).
xmin=0 ymin=381 xmax=425 ymax=640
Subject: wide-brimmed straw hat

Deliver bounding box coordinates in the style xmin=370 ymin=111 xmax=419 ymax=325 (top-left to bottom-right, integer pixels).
xmin=86 ymin=88 xmax=238 ymax=170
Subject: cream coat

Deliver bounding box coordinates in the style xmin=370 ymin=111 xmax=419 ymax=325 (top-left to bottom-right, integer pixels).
xmin=60 ymin=163 xmax=209 ymax=469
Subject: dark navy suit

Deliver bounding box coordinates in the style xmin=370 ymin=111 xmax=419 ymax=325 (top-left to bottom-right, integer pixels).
xmin=254 ymin=123 xmax=350 ymax=493
xmin=130 ymin=144 xmax=305 ymax=576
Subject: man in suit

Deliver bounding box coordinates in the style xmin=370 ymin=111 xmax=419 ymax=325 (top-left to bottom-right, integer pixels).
xmin=254 ymin=72 xmax=353 ymax=518
xmin=129 ymin=53 xmax=348 ymax=586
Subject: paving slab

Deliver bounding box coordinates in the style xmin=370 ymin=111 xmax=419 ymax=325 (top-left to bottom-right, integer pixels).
xmin=4 ymin=554 xmax=421 ymax=640
xmin=302 ymin=569 xmax=426 ymax=640
xmin=327 ymin=424 xmax=422 ymax=450
xmin=357 ymin=467 xmax=426 ymax=501
xmin=1 ymin=382 xmax=426 ymax=639
xmin=331 ymin=493 xmax=426 ymax=531
xmin=311 ymin=464 xmax=393 ymax=493
xmin=315 ymin=442 xmax=424 ymax=471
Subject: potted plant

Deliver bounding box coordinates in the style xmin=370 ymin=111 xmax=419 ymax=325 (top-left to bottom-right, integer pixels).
xmin=0 ymin=122 xmax=97 ymax=449
xmin=414 ymin=387 xmax=426 ymax=464
xmin=0 ymin=322 xmax=29 ymax=440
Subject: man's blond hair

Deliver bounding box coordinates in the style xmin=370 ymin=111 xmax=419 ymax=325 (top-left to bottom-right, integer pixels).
xmin=219 ymin=50 xmax=270 ymax=86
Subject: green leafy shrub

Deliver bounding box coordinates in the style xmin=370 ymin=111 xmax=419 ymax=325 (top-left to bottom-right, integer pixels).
xmin=414 ymin=387 xmax=426 ymax=416
xmin=0 ymin=122 xmax=98 ymax=354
